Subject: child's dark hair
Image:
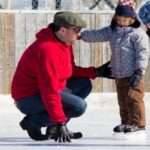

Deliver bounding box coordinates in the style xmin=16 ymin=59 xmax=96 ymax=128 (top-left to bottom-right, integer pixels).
xmin=110 ymin=17 xmax=117 ymax=30
xmin=146 ymin=28 xmax=150 ymax=37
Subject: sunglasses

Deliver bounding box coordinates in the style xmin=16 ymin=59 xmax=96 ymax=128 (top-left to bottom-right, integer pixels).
xmin=65 ymin=26 xmax=81 ymax=33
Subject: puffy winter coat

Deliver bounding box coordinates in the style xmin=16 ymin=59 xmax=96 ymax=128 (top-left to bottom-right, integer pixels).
xmin=81 ymin=26 xmax=150 ymax=78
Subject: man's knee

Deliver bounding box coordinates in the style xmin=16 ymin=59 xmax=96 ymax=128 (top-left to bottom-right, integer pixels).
xmin=73 ymin=100 xmax=87 ymax=117
xmin=84 ymin=78 xmax=92 ymax=93
xmin=80 ymin=78 xmax=92 ymax=97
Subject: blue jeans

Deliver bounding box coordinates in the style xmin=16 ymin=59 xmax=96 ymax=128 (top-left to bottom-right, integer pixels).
xmin=16 ymin=77 xmax=92 ymax=128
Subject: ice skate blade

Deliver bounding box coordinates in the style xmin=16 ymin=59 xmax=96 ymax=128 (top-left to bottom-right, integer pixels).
xmin=112 ymin=131 xmax=147 ymax=141
xmin=124 ymin=130 xmax=147 ymax=141
xmin=112 ymin=132 xmax=126 ymax=140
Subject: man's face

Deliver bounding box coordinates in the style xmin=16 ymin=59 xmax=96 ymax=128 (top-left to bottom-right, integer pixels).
xmin=59 ymin=26 xmax=81 ymax=45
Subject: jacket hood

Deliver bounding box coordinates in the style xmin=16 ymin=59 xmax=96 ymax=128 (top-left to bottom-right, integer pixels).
xmin=35 ymin=24 xmax=71 ymax=47
xmin=36 ymin=24 xmax=56 ymax=41
xmin=115 ymin=26 xmax=133 ymax=32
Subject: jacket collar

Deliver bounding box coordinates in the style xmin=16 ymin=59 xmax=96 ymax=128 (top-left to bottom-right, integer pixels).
xmin=115 ymin=26 xmax=133 ymax=34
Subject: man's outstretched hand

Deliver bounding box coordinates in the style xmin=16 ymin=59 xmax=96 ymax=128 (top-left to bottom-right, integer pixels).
xmin=95 ymin=61 xmax=114 ymax=79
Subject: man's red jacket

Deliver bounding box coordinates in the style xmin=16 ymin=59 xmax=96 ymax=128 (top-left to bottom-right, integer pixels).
xmin=11 ymin=24 xmax=96 ymax=124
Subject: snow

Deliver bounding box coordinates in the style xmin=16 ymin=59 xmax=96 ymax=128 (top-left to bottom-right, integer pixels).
xmin=0 ymin=93 xmax=150 ymax=150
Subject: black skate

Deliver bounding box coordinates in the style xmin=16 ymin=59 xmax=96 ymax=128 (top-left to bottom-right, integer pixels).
xmin=113 ymin=124 xmax=126 ymax=133
xmin=20 ymin=119 xmax=48 ymax=141
xmin=124 ymin=125 xmax=145 ymax=133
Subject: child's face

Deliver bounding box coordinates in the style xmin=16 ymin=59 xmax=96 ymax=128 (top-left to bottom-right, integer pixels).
xmin=115 ymin=16 xmax=135 ymax=27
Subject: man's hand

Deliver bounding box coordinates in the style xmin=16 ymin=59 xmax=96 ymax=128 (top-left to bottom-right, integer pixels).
xmin=129 ymin=70 xmax=143 ymax=88
xmin=95 ymin=61 xmax=114 ymax=79
xmin=53 ymin=124 xmax=71 ymax=143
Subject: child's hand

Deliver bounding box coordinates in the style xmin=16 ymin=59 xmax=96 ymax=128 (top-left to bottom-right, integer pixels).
xmin=129 ymin=70 xmax=143 ymax=88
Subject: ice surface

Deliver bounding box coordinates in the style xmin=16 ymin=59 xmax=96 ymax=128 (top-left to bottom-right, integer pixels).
xmin=0 ymin=93 xmax=150 ymax=150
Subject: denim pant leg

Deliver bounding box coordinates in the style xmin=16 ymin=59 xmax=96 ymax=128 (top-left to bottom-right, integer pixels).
xmin=16 ymin=78 xmax=92 ymax=127
xmin=15 ymin=95 xmax=51 ymax=128
xmin=61 ymin=90 xmax=87 ymax=118
xmin=61 ymin=77 xmax=92 ymax=118
xmin=67 ymin=77 xmax=92 ymax=98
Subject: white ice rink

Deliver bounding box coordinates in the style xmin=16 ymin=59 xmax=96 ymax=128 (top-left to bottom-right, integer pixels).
xmin=0 ymin=93 xmax=150 ymax=150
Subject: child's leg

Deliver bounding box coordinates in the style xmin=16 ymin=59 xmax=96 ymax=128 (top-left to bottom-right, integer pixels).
xmin=116 ymin=79 xmax=131 ymax=125
xmin=127 ymin=79 xmax=145 ymax=127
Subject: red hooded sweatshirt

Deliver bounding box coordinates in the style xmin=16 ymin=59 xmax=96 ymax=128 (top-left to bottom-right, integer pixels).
xmin=11 ymin=24 xmax=96 ymax=124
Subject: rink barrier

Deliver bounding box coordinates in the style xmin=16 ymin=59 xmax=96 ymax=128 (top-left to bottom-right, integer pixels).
xmin=0 ymin=10 xmax=149 ymax=93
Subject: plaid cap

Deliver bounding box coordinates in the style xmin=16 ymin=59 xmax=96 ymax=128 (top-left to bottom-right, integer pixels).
xmin=138 ymin=1 xmax=150 ymax=25
xmin=118 ymin=0 xmax=135 ymax=7
xmin=53 ymin=11 xmax=86 ymax=28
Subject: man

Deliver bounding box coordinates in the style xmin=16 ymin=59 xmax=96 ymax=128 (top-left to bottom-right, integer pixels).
xmin=11 ymin=11 xmax=112 ymax=143
xmin=138 ymin=0 xmax=150 ymax=37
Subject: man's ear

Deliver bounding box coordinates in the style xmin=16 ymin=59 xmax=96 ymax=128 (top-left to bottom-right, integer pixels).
xmin=60 ymin=27 xmax=66 ymax=33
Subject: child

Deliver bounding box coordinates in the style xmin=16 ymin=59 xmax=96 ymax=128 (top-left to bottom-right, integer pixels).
xmin=81 ymin=0 xmax=150 ymax=133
